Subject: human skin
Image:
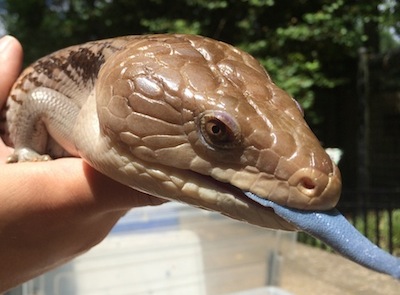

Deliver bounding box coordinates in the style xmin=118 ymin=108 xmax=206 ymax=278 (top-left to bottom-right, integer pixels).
xmin=0 ymin=35 xmax=166 ymax=292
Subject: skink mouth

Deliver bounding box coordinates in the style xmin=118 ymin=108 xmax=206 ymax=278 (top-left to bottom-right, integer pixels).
xmin=172 ymin=158 xmax=341 ymax=229
xmin=186 ymin=171 xmax=295 ymax=230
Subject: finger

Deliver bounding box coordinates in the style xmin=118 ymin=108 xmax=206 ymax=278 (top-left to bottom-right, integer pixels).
xmin=3 ymin=158 xmax=167 ymax=212
xmin=0 ymin=35 xmax=23 ymax=107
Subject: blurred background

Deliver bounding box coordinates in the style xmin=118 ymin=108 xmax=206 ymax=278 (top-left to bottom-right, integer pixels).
xmin=0 ymin=0 xmax=399 ymax=284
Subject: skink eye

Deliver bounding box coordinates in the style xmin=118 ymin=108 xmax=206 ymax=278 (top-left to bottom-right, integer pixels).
xmin=199 ymin=111 xmax=242 ymax=149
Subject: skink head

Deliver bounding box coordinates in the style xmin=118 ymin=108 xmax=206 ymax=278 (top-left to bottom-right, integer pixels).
xmin=96 ymin=34 xmax=341 ymax=221
xmin=188 ymin=35 xmax=342 ymax=210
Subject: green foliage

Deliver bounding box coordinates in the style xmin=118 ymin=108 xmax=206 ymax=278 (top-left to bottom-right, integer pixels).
xmin=1 ymin=0 xmax=399 ymax=124
xmin=141 ymin=18 xmax=201 ymax=35
xmin=276 ymin=1 xmax=368 ymax=48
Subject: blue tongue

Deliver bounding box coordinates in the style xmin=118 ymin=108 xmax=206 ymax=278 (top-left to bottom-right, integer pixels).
xmin=244 ymin=191 xmax=400 ymax=279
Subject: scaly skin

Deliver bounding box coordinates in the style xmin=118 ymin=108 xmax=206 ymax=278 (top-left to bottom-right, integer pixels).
xmin=4 ymin=34 xmax=397 ymax=279
xmin=3 ymin=34 xmax=341 ymax=214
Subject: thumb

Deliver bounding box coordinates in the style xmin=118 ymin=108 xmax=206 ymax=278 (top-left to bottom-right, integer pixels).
xmin=0 ymin=35 xmax=23 ymax=108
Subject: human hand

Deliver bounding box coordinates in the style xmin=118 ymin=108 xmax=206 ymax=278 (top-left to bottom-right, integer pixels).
xmin=0 ymin=36 xmax=166 ymax=292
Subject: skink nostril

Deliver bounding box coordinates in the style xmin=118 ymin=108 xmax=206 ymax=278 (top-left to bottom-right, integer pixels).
xmin=299 ymin=177 xmax=316 ymax=191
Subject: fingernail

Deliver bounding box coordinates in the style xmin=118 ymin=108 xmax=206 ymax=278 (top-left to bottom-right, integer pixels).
xmin=0 ymin=35 xmax=13 ymax=53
